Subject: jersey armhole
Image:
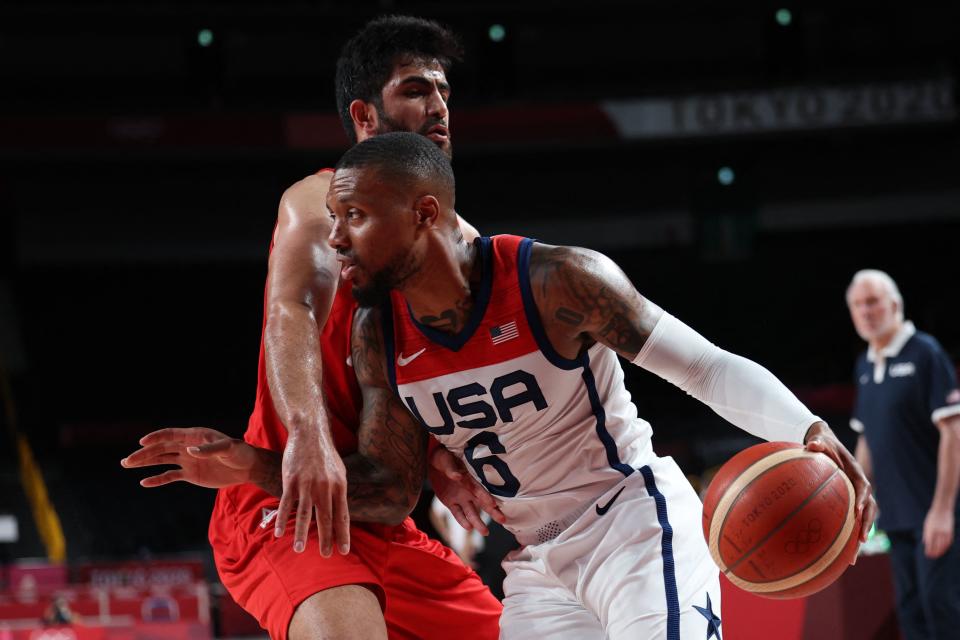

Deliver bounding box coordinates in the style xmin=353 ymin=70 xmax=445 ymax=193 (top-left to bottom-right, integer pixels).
xmin=516 ymin=238 xmax=585 ymax=371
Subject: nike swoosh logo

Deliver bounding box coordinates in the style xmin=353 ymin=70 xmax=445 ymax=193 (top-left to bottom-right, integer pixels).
xmin=397 ymin=347 xmax=427 ymax=366
xmin=595 ymin=487 xmax=625 ymax=516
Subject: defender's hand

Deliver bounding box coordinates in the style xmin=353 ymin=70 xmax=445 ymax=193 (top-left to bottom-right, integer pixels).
xmin=804 ymin=421 xmax=878 ymax=544
xmin=274 ymin=430 xmax=350 ymax=557
xmin=121 ymin=427 xmax=256 ymax=489
xmin=430 ymin=445 xmax=506 ymax=535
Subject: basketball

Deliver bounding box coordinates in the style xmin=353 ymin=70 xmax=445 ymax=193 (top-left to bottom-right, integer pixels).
xmin=701 ymin=441 xmax=861 ymax=599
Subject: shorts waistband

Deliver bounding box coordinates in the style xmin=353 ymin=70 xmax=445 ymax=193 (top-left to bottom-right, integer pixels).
xmin=515 ymin=502 xmax=592 ymax=547
xmin=512 ymin=467 xmax=653 ymax=547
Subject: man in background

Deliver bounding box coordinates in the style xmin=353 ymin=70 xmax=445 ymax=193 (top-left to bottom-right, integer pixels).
xmin=848 ymin=269 xmax=960 ymax=640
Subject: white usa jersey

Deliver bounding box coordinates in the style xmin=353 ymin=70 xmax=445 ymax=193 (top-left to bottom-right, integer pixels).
xmin=384 ymin=235 xmax=656 ymax=545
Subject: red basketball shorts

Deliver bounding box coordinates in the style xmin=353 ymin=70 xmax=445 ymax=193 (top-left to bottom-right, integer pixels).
xmin=210 ymin=486 xmax=502 ymax=640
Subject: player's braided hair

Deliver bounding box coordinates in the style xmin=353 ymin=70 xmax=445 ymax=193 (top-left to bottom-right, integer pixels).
xmin=335 ymin=15 xmax=463 ymax=144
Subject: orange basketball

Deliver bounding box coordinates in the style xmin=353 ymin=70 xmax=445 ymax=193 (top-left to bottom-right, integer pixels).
xmin=701 ymin=441 xmax=861 ymax=599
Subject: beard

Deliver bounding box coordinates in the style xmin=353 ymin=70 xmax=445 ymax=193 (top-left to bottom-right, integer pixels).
xmin=351 ymin=268 xmax=396 ymax=308
xmin=350 ymin=249 xmax=420 ymax=308
xmin=377 ymin=112 xmax=452 ymax=159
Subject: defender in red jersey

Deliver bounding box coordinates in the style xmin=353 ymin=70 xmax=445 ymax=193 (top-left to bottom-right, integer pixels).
xmin=123 ymin=16 xmax=500 ymax=640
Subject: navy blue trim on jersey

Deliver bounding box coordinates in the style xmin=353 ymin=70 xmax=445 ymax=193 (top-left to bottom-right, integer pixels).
xmin=519 ymin=237 xmax=633 ymax=477
xmin=380 ymin=302 xmax=399 ymax=395
xmin=405 ymin=236 xmax=494 ymax=352
xmin=517 ymin=237 xmax=581 ymax=371
xmin=583 ymin=350 xmax=635 ymax=478
xmin=640 ymin=465 xmax=680 ymax=640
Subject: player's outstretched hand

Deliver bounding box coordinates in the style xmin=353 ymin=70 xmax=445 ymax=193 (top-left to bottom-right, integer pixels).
xmin=121 ymin=427 xmax=257 ymax=489
xmin=804 ymin=421 xmax=878 ymax=545
xmin=430 ymin=445 xmax=506 ymax=535
xmin=274 ymin=430 xmax=349 ymax=557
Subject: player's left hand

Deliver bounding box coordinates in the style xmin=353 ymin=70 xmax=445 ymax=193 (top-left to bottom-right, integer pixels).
xmin=804 ymin=421 xmax=878 ymax=545
xmin=430 ymin=446 xmax=506 ymax=535
xmin=121 ymin=427 xmax=258 ymax=489
xmin=922 ymin=506 xmax=954 ymax=558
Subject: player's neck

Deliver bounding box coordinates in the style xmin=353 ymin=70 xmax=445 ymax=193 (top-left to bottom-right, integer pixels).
xmin=402 ymin=232 xmax=479 ymax=334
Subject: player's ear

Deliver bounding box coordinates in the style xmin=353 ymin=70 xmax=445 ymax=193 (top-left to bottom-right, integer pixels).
xmin=414 ymin=195 xmax=440 ymax=228
xmin=350 ymin=99 xmax=378 ymax=141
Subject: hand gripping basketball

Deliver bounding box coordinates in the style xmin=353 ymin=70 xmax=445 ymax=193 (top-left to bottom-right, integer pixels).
xmin=701 ymin=441 xmax=863 ymax=599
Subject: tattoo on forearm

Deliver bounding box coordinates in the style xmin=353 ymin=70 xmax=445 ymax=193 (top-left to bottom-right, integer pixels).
xmin=343 ymin=453 xmax=401 ymax=522
xmin=347 ymin=392 xmax=426 ymax=523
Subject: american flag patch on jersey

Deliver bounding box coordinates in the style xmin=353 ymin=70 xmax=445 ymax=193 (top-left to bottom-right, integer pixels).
xmin=490 ymin=320 xmax=519 ymax=345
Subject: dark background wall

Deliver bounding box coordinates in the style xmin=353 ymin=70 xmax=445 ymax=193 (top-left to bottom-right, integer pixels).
xmin=1 ymin=1 xmax=958 ymax=561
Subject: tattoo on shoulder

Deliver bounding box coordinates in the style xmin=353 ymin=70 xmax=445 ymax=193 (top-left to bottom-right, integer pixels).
xmin=530 ymin=244 xmax=653 ymax=357
xmin=529 ymin=248 xmax=563 ymax=300
xmin=555 ymin=307 xmax=585 ymax=326
xmin=598 ymin=302 xmax=645 ymax=354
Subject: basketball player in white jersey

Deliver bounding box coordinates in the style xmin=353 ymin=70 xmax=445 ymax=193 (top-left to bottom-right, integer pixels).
xmin=329 ymin=132 xmax=877 ymax=639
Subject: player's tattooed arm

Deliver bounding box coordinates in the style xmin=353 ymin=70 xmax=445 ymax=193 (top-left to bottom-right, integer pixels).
xmin=247 ymin=308 xmax=424 ymax=524
xmin=345 ymin=306 xmax=427 ymax=524
xmin=252 ymin=309 xmax=426 ymax=522
xmin=528 ymin=243 xmax=663 ymax=361
xmin=246 ymin=442 xmax=421 ymax=526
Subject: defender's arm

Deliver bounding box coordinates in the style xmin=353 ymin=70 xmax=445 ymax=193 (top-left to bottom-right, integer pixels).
xmin=265 ymin=172 xmax=351 ymax=555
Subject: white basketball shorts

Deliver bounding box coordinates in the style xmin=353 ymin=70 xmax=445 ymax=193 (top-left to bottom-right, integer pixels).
xmin=500 ymin=455 xmax=722 ymax=639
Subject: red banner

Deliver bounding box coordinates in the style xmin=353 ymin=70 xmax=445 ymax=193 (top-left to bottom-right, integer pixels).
xmin=7 ymin=565 xmax=67 ymax=593
xmin=1 ymin=621 xmax=209 ymax=640
xmin=73 ymin=561 xmax=204 ymax=589
xmin=0 ymin=584 xmax=209 ymax=629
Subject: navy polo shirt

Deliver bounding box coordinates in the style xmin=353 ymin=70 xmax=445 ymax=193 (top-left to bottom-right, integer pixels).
xmin=851 ymin=322 xmax=960 ymax=531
